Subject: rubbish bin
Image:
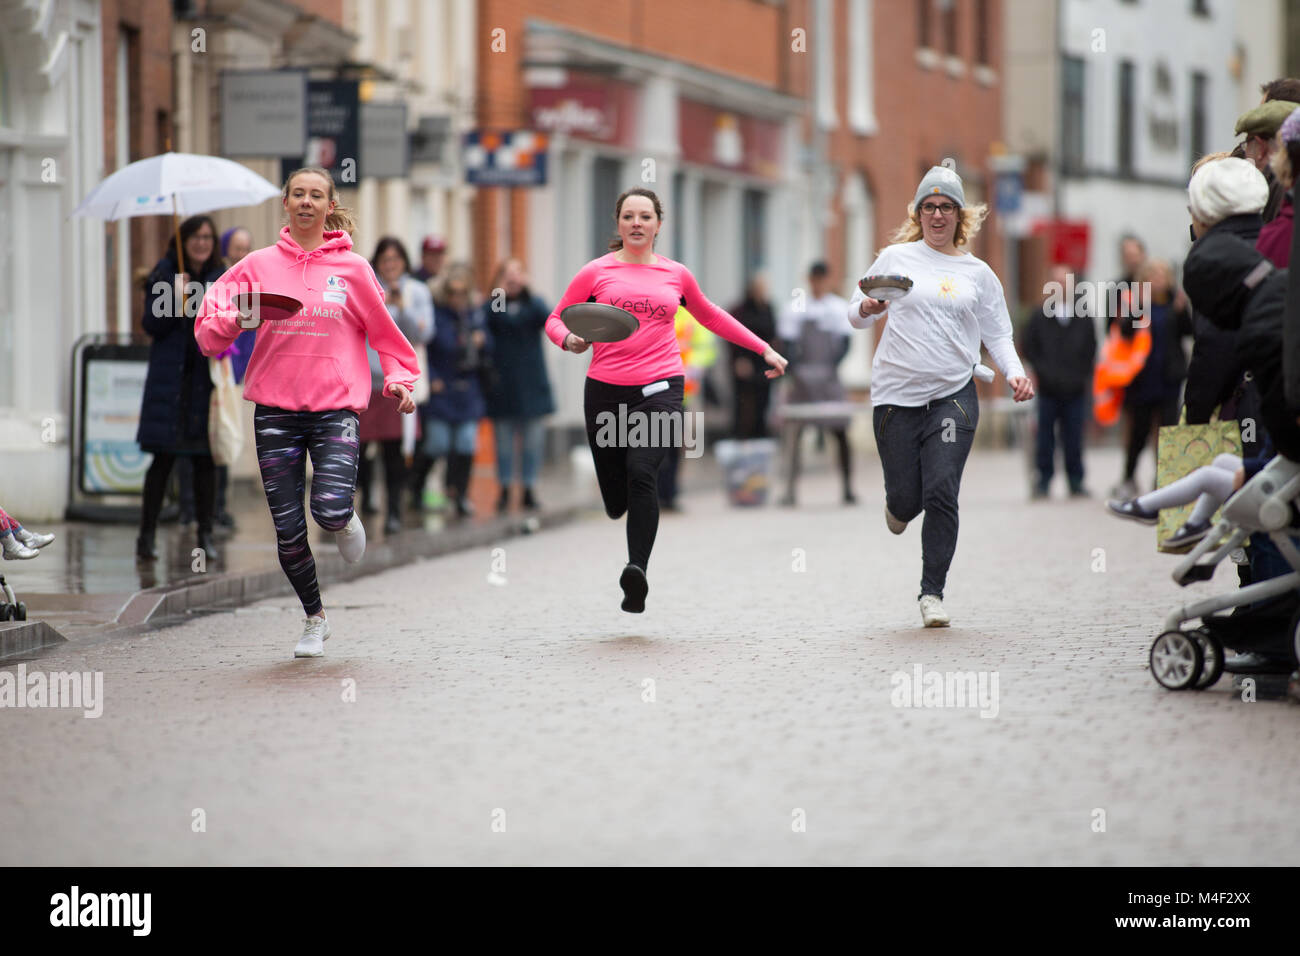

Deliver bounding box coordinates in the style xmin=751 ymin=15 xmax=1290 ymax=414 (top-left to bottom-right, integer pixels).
xmin=714 ymin=438 xmax=778 ymax=507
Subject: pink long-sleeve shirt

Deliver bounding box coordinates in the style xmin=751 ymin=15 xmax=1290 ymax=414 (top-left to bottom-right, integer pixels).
xmin=545 ymin=253 xmax=770 ymax=385
xmin=195 ymin=227 xmax=420 ymax=413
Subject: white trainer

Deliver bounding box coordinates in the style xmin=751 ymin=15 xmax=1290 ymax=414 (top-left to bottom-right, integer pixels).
xmin=15 ymin=528 xmax=54 ymax=549
xmin=294 ymin=615 xmax=331 ymax=658
xmin=919 ymin=594 xmax=950 ymax=628
xmin=1 ymin=533 xmax=38 ymax=560
xmin=885 ymin=506 xmax=908 ymax=535
xmin=335 ymin=511 xmax=366 ymax=564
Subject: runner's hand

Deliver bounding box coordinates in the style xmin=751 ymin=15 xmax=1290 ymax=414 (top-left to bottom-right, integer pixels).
xmin=858 ymin=297 xmax=888 ymax=318
xmin=1008 ymin=375 xmax=1034 ymax=402
xmin=762 ymin=347 xmax=788 ymax=379
xmin=388 ymin=383 xmax=416 ymax=414
xmin=565 ymin=333 xmax=590 ymax=354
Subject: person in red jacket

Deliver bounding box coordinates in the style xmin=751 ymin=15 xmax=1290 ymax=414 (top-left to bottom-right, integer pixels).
xmin=1258 ymin=106 xmax=1300 ymax=267
xmin=195 ymin=166 xmax=420 ymax=659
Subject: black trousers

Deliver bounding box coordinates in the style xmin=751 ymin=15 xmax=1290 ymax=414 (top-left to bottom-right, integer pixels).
xmin=584 ymin=375 xmax=685 ymax=571
xmin=141 ymin=452 xmax=214 ymax=536
xmin=1122 ymin=394 xmax=1181 ymax=482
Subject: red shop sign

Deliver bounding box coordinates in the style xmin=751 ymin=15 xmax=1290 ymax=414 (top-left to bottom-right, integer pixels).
xmin=529 ymin=73 xmax=638 ymax=148
xmin=678 ymin=98 xmax=782 ymax=181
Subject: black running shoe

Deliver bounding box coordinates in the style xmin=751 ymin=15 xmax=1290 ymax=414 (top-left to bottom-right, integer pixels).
xmin=1106 ymin=498 xmax=1159 ymax=524
xmin=619 ymin=563 xmax=648 ymax=613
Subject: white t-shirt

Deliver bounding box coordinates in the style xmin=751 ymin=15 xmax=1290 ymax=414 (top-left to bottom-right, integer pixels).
xmin=778 ymin=291 xmax=851 ymax=340
xmin=847 ymin=240 xmax=1025 ymax=407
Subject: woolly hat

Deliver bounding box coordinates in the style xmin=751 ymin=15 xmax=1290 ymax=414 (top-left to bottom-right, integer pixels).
xmin=1187 ymin=156 xmax=1269 ymax=225
xmin=913 ymin=165 xmax=965 ymax=209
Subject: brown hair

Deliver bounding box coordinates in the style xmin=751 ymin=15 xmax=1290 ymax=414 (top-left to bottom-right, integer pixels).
xmin=608 ymin=188 xmax=664 ymax=251
xmin=1271 ymin=132 xmax=1300 ymax=189
xmin=1261 ymin=78 xmax=1300 ymax=103
xmin=887 ymin=200 xmax=989 ymax=248
xmin=281 ymin=166 xmax=357 ymax=236
xmin=1191 ymin=149 xmax=1233 ymax=175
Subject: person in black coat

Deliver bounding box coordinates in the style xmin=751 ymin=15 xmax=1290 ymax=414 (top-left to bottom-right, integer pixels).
xmin=483 ymin=258 xmax=555 ymax=513
xmin=1115 ymin=258 xmax=1193 ymax=494
xmin=1182 ymin=209 xmax=1265 ymax=460
xmin=1021 ymin=263 xmax=1097 ymax=497
xmin=136 ymin=215 xmax=226 ymax=562
xmin=728 ymin=274 xmax=778 ymax=439
xmin=410 ymin=267 xmax=491 ymax=518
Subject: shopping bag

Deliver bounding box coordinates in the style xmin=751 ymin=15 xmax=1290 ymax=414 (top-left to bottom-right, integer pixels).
xmin=1154 ymin=415 xmax=1242 ymax=552
xmin=207 ymin=355 xmax=244 ymax=467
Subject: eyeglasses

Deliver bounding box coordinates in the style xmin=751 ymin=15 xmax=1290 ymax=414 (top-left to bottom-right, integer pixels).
xmin=919 ymin=202 xmax=958 ymax=216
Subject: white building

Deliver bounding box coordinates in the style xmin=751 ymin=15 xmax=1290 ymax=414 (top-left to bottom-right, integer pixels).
xmin=0 ymin=0 xmax=105 ymax=520
xmin=1004 ymin=0 xmax=1284 ymax=286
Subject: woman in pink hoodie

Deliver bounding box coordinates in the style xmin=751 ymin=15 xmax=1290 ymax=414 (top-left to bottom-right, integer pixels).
xmin=548 ymin=187 xmax=787 ymax=612
xmin=195 ymin=166 xmax=420 ymax=659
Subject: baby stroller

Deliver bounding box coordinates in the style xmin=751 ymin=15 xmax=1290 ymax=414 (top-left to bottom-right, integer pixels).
xmin=0 ymin=573 xmax=27 ymax=621
xmin=1148 ymin=455 xmax=1300 ymax=689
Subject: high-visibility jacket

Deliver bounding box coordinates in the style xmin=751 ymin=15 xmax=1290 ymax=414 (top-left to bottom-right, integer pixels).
xmin=1093 ymin=325 xmax=1152 ymax=426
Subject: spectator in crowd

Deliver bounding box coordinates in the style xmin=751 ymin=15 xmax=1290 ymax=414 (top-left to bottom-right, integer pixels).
xmin=482 ymin=258 xmax=554 ymax=514
xmin=728 ymin=273 xmax=777 ymax=439
xmin=414 ymin=235 xmax=447 ymax=283
xmin=1021 ymin=262 xmax=1097 ymax=499
xmin=135 ymin=215 xmax=226 ymax=562
xmin=358 ymin=237 xmax=433 ymax=535
xmin=1258 ymin=105 xmax=1300 ymax=268
xmin=1107 ymin=234 xmax=1147 ymax=334
xmin=1235 ymin=98 xmax=1299 ymax=224
xmin=1113 ymin=258 xmax=1193 ymax=499
xmin=778 ymin=261 xmax=856 ymax=507
xmin=411 ymin=265 xmax=489 ymax=518
xmin=1183 ymin=153 xmax=1265 ymax=465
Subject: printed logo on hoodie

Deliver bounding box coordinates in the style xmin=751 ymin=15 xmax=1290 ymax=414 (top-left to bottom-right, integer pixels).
xmin=325 ymin=274 xmax=348 ymax=304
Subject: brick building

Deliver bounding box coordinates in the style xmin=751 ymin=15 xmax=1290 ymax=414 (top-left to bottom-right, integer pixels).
xmin=473 ymin=0 xmax=810 ymax=431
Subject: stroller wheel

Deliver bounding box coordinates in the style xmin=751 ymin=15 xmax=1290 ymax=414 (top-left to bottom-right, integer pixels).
xmin=1150 ymin=630 xmax=1204 ymax=690
xmin=1191 ymin=628 xmax=1224 ymax=689
xmin=14 ymin=602 xmax=25 ymax=622
xmin=0 ymin=603 xmax=12 ymax=622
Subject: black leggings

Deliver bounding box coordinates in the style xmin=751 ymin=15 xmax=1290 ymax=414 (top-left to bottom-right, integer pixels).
xmin=1123 ymin=395 xmax=1181 ymax=482
xmin=254 ymin=405 xmax=361 ymax=615
xmin=141 ymin=452 xmax=214 ymax=534
xmin=584 ymin=376 xmax=685 ymax=571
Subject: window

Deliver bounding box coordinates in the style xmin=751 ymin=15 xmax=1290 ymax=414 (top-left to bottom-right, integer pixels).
xmin=742 ymin=189 xmax=767 ymax=280
xmin=848 ymin=0 xmax=877 ymax=134
xmin=591 ymin=157 xmax=622 ymax=257
xmin=974 ymin=0 xmax=991 ymax=65
xmin=672 ymin=170 xmax=685 ymax=260
xmin=940 ymin=0 xmax=957 ymax=56
xmin=1118 ymin=60 xmax=1135 ymax=175
xmin=1190 ymin=71 xmax=1208 ymax=165
xmin=1062 ymin=57 xmax=1086 ymax=175
xmin=918 ymin=0 xmax=932 ymax=48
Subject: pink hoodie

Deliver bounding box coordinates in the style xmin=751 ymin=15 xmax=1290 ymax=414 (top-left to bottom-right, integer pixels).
xmin=195 ymin=227 xmax=420 ymax=412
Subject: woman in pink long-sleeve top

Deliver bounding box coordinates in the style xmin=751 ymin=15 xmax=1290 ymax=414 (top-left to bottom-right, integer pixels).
xmin=547 ymin=187 xmax=788 ymax=613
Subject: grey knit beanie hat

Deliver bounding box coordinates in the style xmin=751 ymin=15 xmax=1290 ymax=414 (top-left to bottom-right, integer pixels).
xmin=914 ymin=165 xmax=965 ymax=209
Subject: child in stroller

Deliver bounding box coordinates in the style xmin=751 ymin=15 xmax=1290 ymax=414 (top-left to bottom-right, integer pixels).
xmin=1107 ymin=453 xmax=1244 ymax=552
xmin=0 ymin=505 xmax=54 ymax=560
xmin=0 ymin=504 xmax=55 ymax=623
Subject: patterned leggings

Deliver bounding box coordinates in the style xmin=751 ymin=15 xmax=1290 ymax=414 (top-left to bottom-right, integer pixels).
xmin=0 ymin=507 xmax=19 ymax=533
xmin=254 ymin=406 xmax=361 ymax=615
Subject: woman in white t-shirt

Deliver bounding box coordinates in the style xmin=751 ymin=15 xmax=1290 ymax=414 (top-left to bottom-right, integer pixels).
xmin=847 ymin=165 xmax=1034 ymax=628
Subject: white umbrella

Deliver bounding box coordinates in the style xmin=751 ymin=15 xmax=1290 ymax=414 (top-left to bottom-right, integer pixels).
xmin=72 ymin=151 xmax=280 ymax=221
xmin=72 ymin=151 xmax=281 ymax=273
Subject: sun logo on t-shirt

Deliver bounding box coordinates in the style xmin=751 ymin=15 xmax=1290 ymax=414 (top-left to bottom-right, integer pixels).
xmin=937 ymin=275 xmax=958 ymax=301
